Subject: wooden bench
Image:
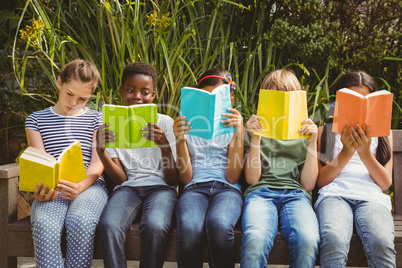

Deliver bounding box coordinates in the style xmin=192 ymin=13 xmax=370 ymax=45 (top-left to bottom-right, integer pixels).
xmin=1 ymin=129 xmax=402 ymax=267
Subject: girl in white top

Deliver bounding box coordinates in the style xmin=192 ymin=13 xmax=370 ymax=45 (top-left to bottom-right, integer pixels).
xmin=315 ymin=71 xmax=396 ymax=267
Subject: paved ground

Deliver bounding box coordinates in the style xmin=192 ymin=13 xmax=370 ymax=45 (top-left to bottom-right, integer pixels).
xmin=18 ymin=258 xmax=291 ymax=267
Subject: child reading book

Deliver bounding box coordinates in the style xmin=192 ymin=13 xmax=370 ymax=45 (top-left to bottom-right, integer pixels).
xmin=316 ymin=71 xmax=395 ymax=267
xmin=96 ymin=62 xmax=177 ymax=268
xmin=25 ymin=59 xmax=108 ymax=268
xmin=241 ymin=69 xmax=320 ymax=267
xmin=173 ymin=68 xmax=244 ymax=268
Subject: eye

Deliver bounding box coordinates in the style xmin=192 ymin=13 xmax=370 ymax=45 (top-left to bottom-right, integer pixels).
xmin=67 ymin=92 xmax=73 ymax=96
xmin=142 ymin=91 xmax=149 ymax=96
xmin=80 ymin=98 xmax=88 ymax=101
xmin=127 ymin=88 xmax=134 ymax=93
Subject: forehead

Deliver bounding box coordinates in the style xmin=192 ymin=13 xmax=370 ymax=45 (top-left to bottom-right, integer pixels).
xmin=123 ymin=73 xmax=154 ymax=87
xmin=62 ymin=79 xmax=94 ymax=96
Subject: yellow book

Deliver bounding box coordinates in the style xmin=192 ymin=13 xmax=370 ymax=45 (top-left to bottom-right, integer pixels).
xmin=255 ymin=89 xmax=308 ymax=140
xmin=19 ymin=141 xmax=87 ymax=192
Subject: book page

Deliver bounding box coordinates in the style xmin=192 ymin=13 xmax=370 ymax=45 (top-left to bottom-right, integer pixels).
xmin=181 ymin=87 xmax=215 ymax=139
xmin=255 ymin=90 xmax=287 ymax=140
xmin=287 ymin=91 xmax=308 ymax=140
xmin=332 ymin=90 xmax=364 ymax=134
xmin=129 ymin=104 xmax=157 ymax=148
xmin=366 ymin=93 xmax=393 ymax=137
xmin=58 ymin=141 xmax=87 ymax=183
xmin=19 ymin=158 xmax=56 ymax=192
xmin=103 ymin=105 xmax=131 ymax=148
xmin=212 ymin=84 xmax=235 ymax=138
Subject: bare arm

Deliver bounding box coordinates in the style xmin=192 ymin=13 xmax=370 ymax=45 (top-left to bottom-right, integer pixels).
xmin=299 ymin=119 xmax=319 ymax=191
xmin=223 ymin=108 xmax=244 ymax=183
xmin=352 ymin=124 xmax=393 ymax=190
xmin=96 ymin=124 xmax=128 ymax=185
xmin=317 ymin=124 xmax=355 ymax=188
xmin=244 ymin=114 xmax=262 ymax=185
xmin=173 ymin=116 xmax=193 ymax=185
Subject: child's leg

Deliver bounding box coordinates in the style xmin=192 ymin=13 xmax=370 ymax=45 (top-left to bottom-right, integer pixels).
xmin=315 ymin=196 xmax=353 ymax=268
xmin=64 ymin=180 xmax=108 ymax=268
xmin=205 ymin=182 xmax=243 ymax=268
xmin=241 ymin=188 xmax=280 ymax=268
xmin=279 ymin=189 xmax=319 ymax=268
xmin=139 ymin=185 xmax=177 ymax=268
xmin=98 ymin=186 xmax=142 ymax=268
xmin=31 ymin=195 xmax=69 ymax=268
xmin=354 ymin=200 xmax=395 ymax=267
xmin=175 ymin=182 xmax=210 ymax=268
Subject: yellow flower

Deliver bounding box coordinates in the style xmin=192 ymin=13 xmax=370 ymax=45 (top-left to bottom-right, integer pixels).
xmin=146 ymin=11 xmax=158 ymax=26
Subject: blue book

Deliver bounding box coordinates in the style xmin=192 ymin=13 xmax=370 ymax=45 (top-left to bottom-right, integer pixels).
xmin=180 ymin=84 xmax=235 ymax=139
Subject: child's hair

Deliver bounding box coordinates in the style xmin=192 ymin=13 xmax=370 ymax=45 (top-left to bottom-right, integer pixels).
xmin=198 ymin=68 xmax=231 ymax=89
xmin=320 ymin=71 xmax=391 ymax=167
xmin=59 ymin=59 xmax=100 ymax=91
xmin=261 ymin=69 xmax=301 ymax=91
xmin=121 ymin=62 xmax=157 ymax=90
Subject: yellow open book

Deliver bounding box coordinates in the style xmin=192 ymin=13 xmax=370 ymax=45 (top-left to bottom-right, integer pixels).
xmin=19 ymin=141 xmax=87 ymax=192
xmin=254 ymin=89 xmax=308 ymax=140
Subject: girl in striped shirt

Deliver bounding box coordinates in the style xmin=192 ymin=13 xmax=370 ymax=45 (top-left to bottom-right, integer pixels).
xmin=25 ymin=59 xmax=108 ymax=268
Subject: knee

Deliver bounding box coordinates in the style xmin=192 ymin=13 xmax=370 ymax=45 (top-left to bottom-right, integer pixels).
xmin=242 ymin=228 xmax=272 ymax=254
xmin=291 ymin=228 xmax=320 ymax=255
xmin=140 ymin=220 xmax=170 ymax=238
xmin=206 ymin=220 xmax=234 ymax=241
xmin=320 ymin=228 xmax=347 ymax=250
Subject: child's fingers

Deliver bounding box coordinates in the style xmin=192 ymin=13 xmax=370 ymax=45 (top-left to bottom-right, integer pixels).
xmin=341 ymin=124 xmax=350 ymax=137
xmin=302 ymin=118 xmax=314 ymax=125
xmin=226 ymin=108 xmax=240 ymax=115
xmin=365 ymin=124 xmax=371 ymax=140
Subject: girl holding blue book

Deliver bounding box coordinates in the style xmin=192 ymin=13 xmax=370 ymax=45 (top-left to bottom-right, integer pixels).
xmin=173 ymin=68 xmax=244 ymax=268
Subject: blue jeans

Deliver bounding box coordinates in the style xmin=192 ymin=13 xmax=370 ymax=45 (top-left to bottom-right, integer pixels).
xmin=99 ymin=185 xmax=177 ymax=268
xmin=241 ymin=187 xmax=320 ymax=268
xmin=316 ymin=196 xmax=395 ymax=267
xmin=175 ymin=181 xmax=243 ymax=268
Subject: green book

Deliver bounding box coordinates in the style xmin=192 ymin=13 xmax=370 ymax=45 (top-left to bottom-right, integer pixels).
xmin=102 ymin=104 xmax=158 ymax=148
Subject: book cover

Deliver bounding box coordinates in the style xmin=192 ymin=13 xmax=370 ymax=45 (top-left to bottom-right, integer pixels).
xmin=254 ymin=89 xmax=308 ymax=140
xmin=180 ymin=84 xmax=235 ymax=139
xmin=332 ymin=88 xmax=393 ymax=137
xmin=102 ymin=103 xmax=158 ymax=148
xmin=19 ymin=141 xmax=87 ymax=192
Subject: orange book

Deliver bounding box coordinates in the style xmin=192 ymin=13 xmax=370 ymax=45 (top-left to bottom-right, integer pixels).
xmin=332 ymin=88 xmax=393 ymax=137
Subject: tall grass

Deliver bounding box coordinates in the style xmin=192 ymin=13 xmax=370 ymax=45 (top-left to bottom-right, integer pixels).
xmin=10 ymin=0 xmax=402 ymax=128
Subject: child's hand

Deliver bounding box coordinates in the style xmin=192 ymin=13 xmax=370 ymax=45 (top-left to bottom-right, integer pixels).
xmin=350 ymin=124 xmax=372 ymax=155
xmin=340 ymin=124 xmax=356 ymax=154
xmin=142 ymin=123 xmax=170 ymax=150
xmin=173 ymin=116 xmax=191 ymax=142
xmin=246 ymin=114 xmax=262 ymax=136
xmin=33 ymin=183 xmax=57 ymax=202
xmin=96 ymin=124 xmax=116 ymax=153
xmin=300 ymin=119 xmax=317 ymax=144
xmin=222 ymin=108 xmax=244 ymax=138
xmin=56 ymin=180 xmax=84 ymax=201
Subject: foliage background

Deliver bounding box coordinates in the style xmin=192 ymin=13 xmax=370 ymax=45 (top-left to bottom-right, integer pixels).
xmin=0 ymin=0 xmax=401 ymax=164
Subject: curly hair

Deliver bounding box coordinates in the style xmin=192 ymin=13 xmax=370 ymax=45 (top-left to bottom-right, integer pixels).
xmin=121 ymin=62 xmax=158 ymax=90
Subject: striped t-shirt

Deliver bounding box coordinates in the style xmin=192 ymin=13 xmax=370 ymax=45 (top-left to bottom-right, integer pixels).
xmin=25 ymin=107 xmax=102 ymax=169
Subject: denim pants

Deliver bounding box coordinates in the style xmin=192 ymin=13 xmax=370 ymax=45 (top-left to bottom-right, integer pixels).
xmin=241 ymin=187 xmax=320 ymax=268
xmin=316 ymin=196 xmax=396 ymax=268
xmin=31 ymin=180 xmax=108 ymax=268
xmin=175 ymin=181 xmax=243 ymax=268
xmin=98 ymin=185 xmax=177 ymax=268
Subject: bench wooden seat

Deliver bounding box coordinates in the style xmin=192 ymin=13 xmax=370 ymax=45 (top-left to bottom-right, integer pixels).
xmin=1 ymin=129 xmax=402 ymax=267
